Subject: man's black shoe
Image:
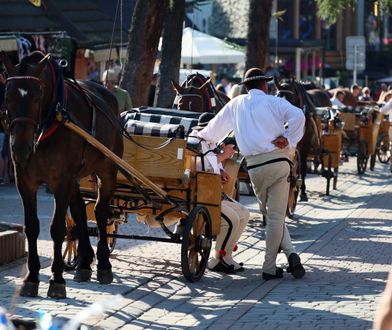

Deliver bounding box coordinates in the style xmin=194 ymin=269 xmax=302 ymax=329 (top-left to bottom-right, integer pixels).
xmin=209 ymin=261 xmax=237 ymax=274
xmin=287 ymin=253 xmax=305 ymax=279
xmin=262 ymin=267 xmax=283 ymax=281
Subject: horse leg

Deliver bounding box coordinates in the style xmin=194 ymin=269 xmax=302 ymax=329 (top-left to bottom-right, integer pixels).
xmin=69 ymin=180 xmax=95 ymax=283
xmin=18 ymin=183 xmax=40 ymax=297
xmin=47 ymin=182 xmax=70 ymax=299
xmin=300 ymin=153 xmax=308 ymax=202
xmin=95 ymin=170 xmax=116 ymax=285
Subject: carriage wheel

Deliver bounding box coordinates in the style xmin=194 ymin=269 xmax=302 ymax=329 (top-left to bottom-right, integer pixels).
xmin=357 ymin=140 xmax=368 ymax=174
xmin=181 ymin=206 xmax=212 ymax=282
xmin=377 ymin=134 xmax=391 ymax=164
xmin=287 ymin=150 xmax=301 ymax=219
xmin=63 ymin=214 xmax=79 ymax=271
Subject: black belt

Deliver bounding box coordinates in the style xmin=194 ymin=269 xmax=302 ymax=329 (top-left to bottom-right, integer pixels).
xmin=247 ymin=157 xmax=294 ymax=182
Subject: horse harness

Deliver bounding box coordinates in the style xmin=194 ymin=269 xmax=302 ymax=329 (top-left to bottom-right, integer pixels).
xmin=3 ymin=59 xmax=107 ymax=145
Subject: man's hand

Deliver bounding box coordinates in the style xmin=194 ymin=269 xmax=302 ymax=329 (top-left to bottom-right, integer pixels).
xmin=220 ymin=169 xmax=230 ymax=183
xmin=272 ymin=136 xmax=289 ymax=149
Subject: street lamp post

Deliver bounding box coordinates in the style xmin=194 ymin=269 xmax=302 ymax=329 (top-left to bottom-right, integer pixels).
xmin=353 ymin=44 xmax=358 ymax=85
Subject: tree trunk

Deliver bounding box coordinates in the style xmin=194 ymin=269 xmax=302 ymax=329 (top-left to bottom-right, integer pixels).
xmin=121 ymin=0 xmax=168 ymax=107
xmin=156 ymin=0 xmax=185 ymax=108
xmin=245 ymin=0 xmax=273 ymax=71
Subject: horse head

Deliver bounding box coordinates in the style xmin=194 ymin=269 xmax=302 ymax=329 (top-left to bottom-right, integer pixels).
xmin=2 ymin=51 xmax=53 ymax=164
xmin=171 ymin=78 xmax=211 ymax=113
xmin=274 ymin=77 xmax=302 ymax=109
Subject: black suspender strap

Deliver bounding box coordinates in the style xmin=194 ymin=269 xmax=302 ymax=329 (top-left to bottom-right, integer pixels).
xmin=247 ymin=157 xmax=295 ymax=183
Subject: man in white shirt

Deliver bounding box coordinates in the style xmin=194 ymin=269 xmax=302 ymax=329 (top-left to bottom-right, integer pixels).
xmin=198 ymin=68 xmax=306 ymax=281
xmin=189 ymin=113 xmax=249 ymax=274
xmin=330 ymin=90 xmax=346 ymax=108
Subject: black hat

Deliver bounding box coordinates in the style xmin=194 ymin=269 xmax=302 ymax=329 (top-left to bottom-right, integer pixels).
xmin=239 ymin=68 xmax=273 ymax=85
xmin=193 ymin=112 xmax=215 ymax=130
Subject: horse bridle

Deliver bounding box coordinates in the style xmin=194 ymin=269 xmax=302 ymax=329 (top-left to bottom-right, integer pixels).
xmin=176 ymin=93 xmax=204 ymax=112
xmin=4 ymin=76 xmax=46 ymax=133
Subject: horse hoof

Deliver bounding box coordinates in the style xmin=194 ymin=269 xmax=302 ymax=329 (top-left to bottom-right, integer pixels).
xmin=97 ymin=269 xmax=113 ymax=284
xmin=20 ymin=282 xmax=39 ymax=297
xmin=300 ymin=194 xmax=308 ymax=202
xmin=74 ymin=268 xmax=92 ymax=282
xmin=47 ymin=282 xmax=66 ymax=299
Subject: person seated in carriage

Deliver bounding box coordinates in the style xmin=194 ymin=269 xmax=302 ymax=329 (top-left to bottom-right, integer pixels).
xmin=330 ymin=90 xmax=346 ymax=108
xmin=188 ymin=112 xmax=250 ymax=274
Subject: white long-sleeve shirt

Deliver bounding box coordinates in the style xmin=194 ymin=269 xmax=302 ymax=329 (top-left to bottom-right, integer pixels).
xmin=197 ymin=89 xmax=305 ymax=157
xmin=380 ymin=99 xmax=392 ymax=122
xmin=330 ymin=97 xmax=345 ymax=108
xmin=188 ymin=130 xmax=223 ymax=174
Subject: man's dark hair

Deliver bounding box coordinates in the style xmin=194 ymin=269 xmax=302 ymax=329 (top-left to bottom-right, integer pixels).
xmin=245 ymin=80 xmax=264 ymax=91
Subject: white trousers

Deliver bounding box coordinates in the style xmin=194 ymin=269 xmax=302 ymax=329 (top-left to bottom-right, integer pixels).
xmin=208 ymin=199 xmax=249 ymax=269
xmin=247 ymin=149 xmax=296 ymax=275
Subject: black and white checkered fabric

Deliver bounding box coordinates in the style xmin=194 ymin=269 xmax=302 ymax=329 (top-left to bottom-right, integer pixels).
xmin=123 ymin=118 xmax=185 ymax=139
xmin=122 ymin=111 xmax=199 ymax=137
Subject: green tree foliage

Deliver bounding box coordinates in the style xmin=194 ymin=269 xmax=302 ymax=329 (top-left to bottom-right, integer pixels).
xmin=316 ymin=0 xmax=392 ymax=24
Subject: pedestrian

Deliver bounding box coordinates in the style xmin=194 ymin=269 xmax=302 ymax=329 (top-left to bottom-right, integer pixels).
xmin=103 ymin=69 xmax=133 ymax=113
xmin=220 ymin=75 xmax=233 ymax=95
xmin=189 ymin=112 xmax=249 ymax=273
xmin=227 ymin=84 xmax=241 ymax=99
xmin=197 ymin=68 xmax=306 ymax=280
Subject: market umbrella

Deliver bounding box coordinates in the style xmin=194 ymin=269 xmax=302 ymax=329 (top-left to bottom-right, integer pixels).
xmin=180 ymin=27 xmax=245 ymax=65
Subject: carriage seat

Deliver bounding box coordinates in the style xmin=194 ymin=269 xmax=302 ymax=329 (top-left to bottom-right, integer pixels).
xmin=122 ymin=110 xmax=199 ymax=137
xmin=122 ymin=112 xmax=186 ymax=139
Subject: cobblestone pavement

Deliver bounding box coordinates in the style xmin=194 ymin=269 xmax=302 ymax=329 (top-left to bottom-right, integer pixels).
xmin=0 ymin=158 xmax=391 ymax=329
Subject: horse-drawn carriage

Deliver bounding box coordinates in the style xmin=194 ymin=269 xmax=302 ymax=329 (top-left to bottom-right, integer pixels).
xmin=314 ymin=107 xmax=344 ymax=195
xmin=2 ymin=52 xmax=248 ymax=298
xmin=339 ymin=106 xmax=381 ymax=174
xmin=62 ymin=107 xmax=239 ymax=283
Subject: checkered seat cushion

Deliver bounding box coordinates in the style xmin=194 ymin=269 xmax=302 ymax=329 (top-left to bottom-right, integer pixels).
xmin=122 ymin=110 xmax=199 ymax=137
xmin=122 ymin=114 xmax=185 ymax=139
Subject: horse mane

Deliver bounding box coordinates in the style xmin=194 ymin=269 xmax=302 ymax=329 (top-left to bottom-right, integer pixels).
xmin=19 ymin=51 xmax=47 ymax=74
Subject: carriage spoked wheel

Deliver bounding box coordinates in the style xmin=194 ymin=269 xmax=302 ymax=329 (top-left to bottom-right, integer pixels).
xmin=63 ymin=214 xmax=79 ymax=271
xmin=181 ymin=205 xmax=212 ymax=282
xmin=287 ymin=150 xmax=301 ymax=219
xmin=377 ymin=134 xmax=391 ymax=164
xmin=357 ymin=140 xmax=368 ymax=174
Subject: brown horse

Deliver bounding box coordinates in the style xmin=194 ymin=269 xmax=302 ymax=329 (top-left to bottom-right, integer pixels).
xmin=2 ymin=51 xmax=123 ymax=298
xmin=171 ymin=73 xmax=230 ymax=113
xmin=307 ymin=89 xmax=332 ymax=107
xmin=275 ymin=78 xmax=321 ymax=201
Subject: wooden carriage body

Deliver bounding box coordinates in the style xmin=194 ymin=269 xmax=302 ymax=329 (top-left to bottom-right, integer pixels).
xmin=80 ymin=134 xmax=223 ymax=236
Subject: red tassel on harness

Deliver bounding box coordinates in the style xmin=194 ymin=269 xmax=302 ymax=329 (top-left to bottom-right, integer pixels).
xmin=233 ymin=244 xmax=238 ymax=252
xmin=218 ymin=250 xmax=226 ymax=256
